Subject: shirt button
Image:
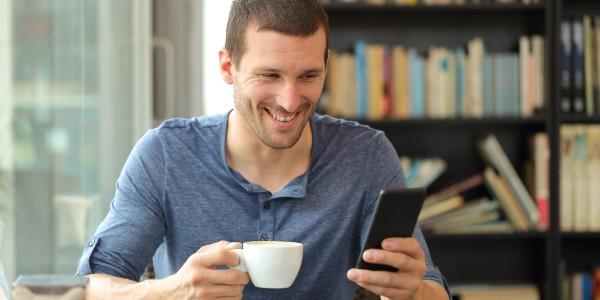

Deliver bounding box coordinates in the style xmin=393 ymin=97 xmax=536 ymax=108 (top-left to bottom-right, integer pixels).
xmin=88 ymin=239 xmax=95 ymax=247
xmin=260 ymin=234 xmax=269 ymax=241
xmin=263 ymin=202 xmax=271 ymax=209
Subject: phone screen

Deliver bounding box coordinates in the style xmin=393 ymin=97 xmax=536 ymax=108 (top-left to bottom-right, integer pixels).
xmin=355 ymin=188 xmax=426 ymax=272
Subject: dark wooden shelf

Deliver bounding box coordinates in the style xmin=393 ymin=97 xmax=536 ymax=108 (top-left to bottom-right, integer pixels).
xmin=561 ymin=232 xmax=600 ymax=273
xmin=561 ymin=231 xmax=600 ymax=239
xmin=324 ymin=3 xmax=546 ymax=13
xmin=560 ymin=115 xmax=600 ymax=124
xmin=562 ymin=0 xmax=600 ymax=15
xmin=426 ymin=231 xmax=546 ymax=285
xmin=425 ymin=231 xmax=547 ymax=241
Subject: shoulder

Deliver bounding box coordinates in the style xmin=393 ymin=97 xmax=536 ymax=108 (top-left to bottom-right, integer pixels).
xmin=157 ymin=114 xmax=227 ymax=133
xmin=152 ymin=114 xmax=227 ymax=141
xmin=312 ymin=113 xmax=385 ymax=141
xmin=311 ymin=113 xmax=389 ymax=152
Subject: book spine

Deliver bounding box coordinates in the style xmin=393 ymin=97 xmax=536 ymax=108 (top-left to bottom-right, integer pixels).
xmin=561 ymin=20 xmax=573 ymax=114
xmin=573 ymin=18 xmax=586 ymax=114
xmin=355 ymin=41 xmax=368 ymax=118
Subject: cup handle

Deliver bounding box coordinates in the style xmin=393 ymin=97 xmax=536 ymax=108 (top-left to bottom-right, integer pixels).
xmin=231 ymin=249 xmax=247 ymax=272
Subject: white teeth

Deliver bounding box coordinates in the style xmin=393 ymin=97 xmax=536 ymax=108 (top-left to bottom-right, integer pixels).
xmin=270 ymin=112 xmax=296 ymax=122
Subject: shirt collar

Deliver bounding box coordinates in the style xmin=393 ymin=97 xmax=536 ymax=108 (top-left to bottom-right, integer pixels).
xmin=219 ymin=110 xmax=316 ymax=199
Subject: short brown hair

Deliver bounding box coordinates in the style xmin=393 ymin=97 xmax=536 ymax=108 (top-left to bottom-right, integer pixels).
xmin=225 ymin=0 xmax=330 ymax=67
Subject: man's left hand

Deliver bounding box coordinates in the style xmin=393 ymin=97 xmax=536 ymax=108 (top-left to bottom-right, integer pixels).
xmin=347 ymin=237 xmax=426 ymax=300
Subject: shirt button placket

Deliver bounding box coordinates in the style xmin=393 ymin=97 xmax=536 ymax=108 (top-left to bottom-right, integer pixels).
xmin=259 ymin=194 xmax=275 ymax=241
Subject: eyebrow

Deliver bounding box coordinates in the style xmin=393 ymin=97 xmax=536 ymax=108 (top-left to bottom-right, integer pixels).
xmin=252 ymin=67 xmax=324 ymax=74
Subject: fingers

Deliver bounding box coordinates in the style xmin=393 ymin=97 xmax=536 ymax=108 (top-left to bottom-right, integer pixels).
xmin=353 ymin=280 xmax=413 ymax=300
xmin=381 ymin=238 xmax=425 ymax=260
xmin=347 ymin=268 xmax=420 ymax=291
xmin=360 ymin=249 xmax=426 ymax=276
xmin=192 ymin=241 xmax=243 ymax=268
xmin=204 ymin=269 xmax=250 ymax=285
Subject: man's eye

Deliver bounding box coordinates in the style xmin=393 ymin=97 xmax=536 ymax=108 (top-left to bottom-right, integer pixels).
xmin=262 ymin=73 xmax=279 ymax=79
xmin=301 ymin=73 xmax=318 ymax=80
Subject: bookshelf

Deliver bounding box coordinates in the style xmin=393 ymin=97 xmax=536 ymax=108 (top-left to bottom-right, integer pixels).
xmin=557 ymin=0 xmax=600 ymax=298
xmin=320 ymin=1 xmax=589 ymax=299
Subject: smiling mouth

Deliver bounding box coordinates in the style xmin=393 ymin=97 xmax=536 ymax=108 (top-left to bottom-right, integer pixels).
xmin=264 ymin=108 xmax=299 ymax=123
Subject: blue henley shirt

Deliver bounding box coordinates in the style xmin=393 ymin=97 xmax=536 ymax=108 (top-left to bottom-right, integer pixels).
xmin=76 ymin=112 xmax=448 ymax=299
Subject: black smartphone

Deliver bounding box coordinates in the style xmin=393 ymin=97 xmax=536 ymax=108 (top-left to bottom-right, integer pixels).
xmin=355 ymin=188 xmax=426 ymax=272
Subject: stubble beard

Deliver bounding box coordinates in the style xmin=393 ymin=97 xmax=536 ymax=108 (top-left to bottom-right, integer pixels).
xmin=233 ymin=88 xmax=312 ymax=150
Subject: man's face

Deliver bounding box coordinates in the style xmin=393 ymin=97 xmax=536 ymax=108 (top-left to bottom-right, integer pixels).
xmin=228 ymin=23 xmax=327 ymax=149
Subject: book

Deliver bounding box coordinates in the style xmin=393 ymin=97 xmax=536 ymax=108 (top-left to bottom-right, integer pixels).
xmin=560 ymin=125 xmax=576 ymax=231
xmin=424 ymin=173 xmax=484 ymax=205
xmin=560 ymin=19 xmax=573 ymax=113
xmin=432 ymin=221 xmax=513 ymax=235
xmin=584 ymin=15 xmax=594 ymax=115
xmin=532 ymin=133 xmax=549 ymax=230
xmin=393 ymin=46 xmax=410 ymax=118
xmin=531 ymin=35 xmax=545 ymax=112
xmin=521 ymin=36 xmax=535 ymax=116
xmin=466 ymin=37 xmax=484 ymax=117
xmin=366 ymin=44 xmax=385 ymax=119
xmin=483 ymin=168 xmax=530 ymax=231
xmin=421 ymin=197 xmax=500 ymax=227
xmin=426 ymin=210 xmax=501 ymax=231
xmin=355 ymin=40 xmax=368 ymax=118
xmin=595 ymin=16 xmax=600 ymax=114
xmin=573 ymin=18 xmax=586 ymax=114
xmin=573 ymin=125 xmax=589 ymax=231
xmin=479 ymin=134 xmax=539 ymax=230
xmin=419 ymin=195 xmax=464 ymax=221
xmin=404 ymin=157 xmax=447 ymax=188
xmin=588 ymin=126 xmax=600 ymax=231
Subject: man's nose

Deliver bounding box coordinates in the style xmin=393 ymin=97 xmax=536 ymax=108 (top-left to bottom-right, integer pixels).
xmin=276 ymin=81 xmax=302 ymax=112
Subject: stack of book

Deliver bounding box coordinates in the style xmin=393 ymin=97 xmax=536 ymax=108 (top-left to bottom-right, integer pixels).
xmin=560 ymin=125 xmax=600 ymax=232
xmin=418 ymin=174 xmax=511 ymax=234
xmin=418 ymin=133 xmax=548 ymax=234
xmin=324 ymin=36 xmax=544 ymax=120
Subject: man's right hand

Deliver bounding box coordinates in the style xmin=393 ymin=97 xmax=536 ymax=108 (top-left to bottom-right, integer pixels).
xmin=157 ymin=241 xmax=250 ymax=300
xmin=86 ymin=241 xmax=249 ymax=300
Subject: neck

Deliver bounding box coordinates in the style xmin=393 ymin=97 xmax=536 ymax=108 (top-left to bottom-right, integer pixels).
xmin=225 ymin=110 xmax=312 ymax=192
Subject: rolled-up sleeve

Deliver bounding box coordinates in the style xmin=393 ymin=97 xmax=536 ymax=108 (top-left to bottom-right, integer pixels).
xmin=76 ymin=129 xmax=167 ymax=281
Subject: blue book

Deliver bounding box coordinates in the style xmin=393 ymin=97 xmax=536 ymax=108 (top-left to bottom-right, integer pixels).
xmin=582 ymin=273 xmax=593 ymax=300
xmin=455 ymin=48 xmax=466 ymax=117
xmin=355 ymin=40 xmax=368 ymax=118
xmin=409 ymin=49 xmax=425 ymax=117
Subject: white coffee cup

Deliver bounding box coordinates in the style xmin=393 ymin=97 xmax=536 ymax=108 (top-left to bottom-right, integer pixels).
xmin=232 ymin=241 xmax=303 ymax=289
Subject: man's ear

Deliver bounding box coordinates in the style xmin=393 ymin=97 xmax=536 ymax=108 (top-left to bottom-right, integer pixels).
xmin=324 ymin=48 xmax=331 ymax=76
xmin=219 ymin=48 xmax=234 ymax=85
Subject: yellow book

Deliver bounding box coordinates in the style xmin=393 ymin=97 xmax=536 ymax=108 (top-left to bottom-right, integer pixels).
xmin=367 ymin=44 xmax=385 ymax=119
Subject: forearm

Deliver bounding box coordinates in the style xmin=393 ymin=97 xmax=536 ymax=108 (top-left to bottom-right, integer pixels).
xmin=85 ymin=274 xmax=167 ymax=300
xmin=411 ymin=280 xmax=449 ymax=300
xmin=379 ymin=280 xmax=449 ymax=300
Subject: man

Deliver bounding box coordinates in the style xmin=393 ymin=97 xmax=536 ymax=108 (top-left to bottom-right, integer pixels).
xmin=77 ymin=1 xmax=449 ymax=299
